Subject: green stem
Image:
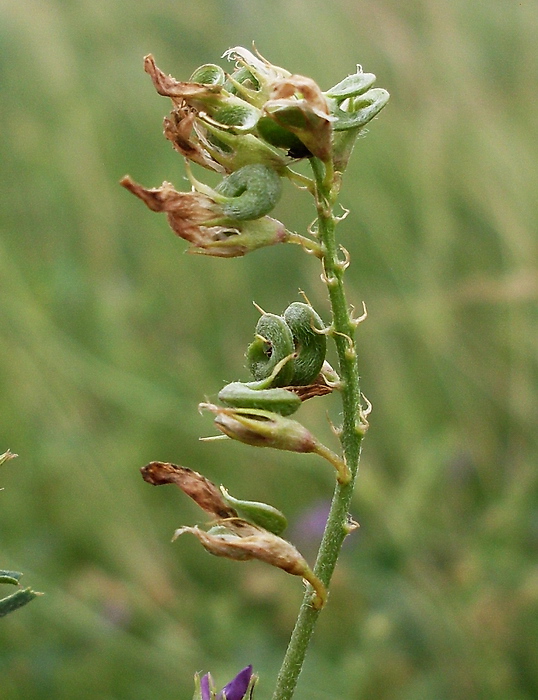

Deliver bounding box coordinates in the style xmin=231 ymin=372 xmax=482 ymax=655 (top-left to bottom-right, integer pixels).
xmin=271 ymin=159 xmax=365 ymax=700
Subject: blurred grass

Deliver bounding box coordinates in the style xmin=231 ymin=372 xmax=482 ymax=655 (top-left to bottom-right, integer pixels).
xmin=1 ymin=0 xmax=537 ymax=698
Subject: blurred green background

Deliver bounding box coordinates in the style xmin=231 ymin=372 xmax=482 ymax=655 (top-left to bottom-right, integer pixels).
xmin=1 ymin=1 xmax=537 ymax=698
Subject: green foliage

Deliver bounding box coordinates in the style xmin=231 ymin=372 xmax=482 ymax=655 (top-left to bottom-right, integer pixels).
xmin=1 ymin=1 xmax=537 ymax=699
xmin=1 ymin=451 xmax=40 ymax=618
xmin=0 ymin=579 xmax=39 ymax=618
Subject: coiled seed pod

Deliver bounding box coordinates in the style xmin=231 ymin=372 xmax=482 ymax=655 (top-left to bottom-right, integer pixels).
xmin=246 ymin=313 xmax=295 ymax=387
xmin=215 ymin=164 xmax=282 ymax=220
xmin=220 ymin=301 xmax=328 ymax=416
xmin=283 ymin=302 xmax=326 ymax=385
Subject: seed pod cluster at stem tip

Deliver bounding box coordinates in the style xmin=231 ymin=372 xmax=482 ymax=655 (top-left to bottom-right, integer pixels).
xmin=122 ymin=47 xmax=388 ymax=263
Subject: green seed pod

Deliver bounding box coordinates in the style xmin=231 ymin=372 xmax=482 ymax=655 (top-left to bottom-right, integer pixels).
xmin=283 ymin=302 xmax=327 ymax=385
xmin=331 ymin=87 xmax=390 ymax=132
xmin=324 ymin=72 xmax=376 ymax=99
xmin=216 ymin=301 xmax=328 ymax=419
xmin=246 ymin=313 xmax=295 ymax=386
xmin=220 ymin=486 xmax=288 ymax=535
xmin=218 ymin=382 xmax=301 ymax=416
xmin=256 ymin=116 xmax=312 ymax=158
xmin=215 ymin=164 xmax=282 ymax=220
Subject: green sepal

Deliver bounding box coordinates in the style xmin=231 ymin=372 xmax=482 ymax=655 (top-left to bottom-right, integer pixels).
xmin=220 ymin=487 xmax=288 ymax=535
xmin=192 ymin=673 xmax=203 ymax=700
xmin=205 ymin=405 xmax=317 ymax=452
xmin=192 ymin=672 xmax=217 ymax=700
xmin=191 ymin=215 xmax=289 ymax=258
xmin=202 ymin=403 xmax=351 ymax=483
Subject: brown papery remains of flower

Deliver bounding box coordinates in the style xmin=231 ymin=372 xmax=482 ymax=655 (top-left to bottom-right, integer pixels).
xmin=141 ymin=461 xmax=236 ymax=519
xmin=174 ymin=519 xmax=327 ymax=608
xmin=120 ymin=176 xmax=220 ymax=244
xmin=144 ymin=54 xmax=222 ymax=102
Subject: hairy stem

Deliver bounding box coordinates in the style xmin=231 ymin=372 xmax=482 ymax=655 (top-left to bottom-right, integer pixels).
xmin=271 ymin=159 xmax=365 ymax=700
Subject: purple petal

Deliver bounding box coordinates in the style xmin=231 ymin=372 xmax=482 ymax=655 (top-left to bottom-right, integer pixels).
xmin=201 ymin=673 xmax=212 ymax=700
xmin=218 ymin=666 xmax=253 ymax=700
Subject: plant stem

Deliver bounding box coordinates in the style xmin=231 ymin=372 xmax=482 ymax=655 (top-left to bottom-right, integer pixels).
xmin=271 ymin=160 xmax=365 ymax=700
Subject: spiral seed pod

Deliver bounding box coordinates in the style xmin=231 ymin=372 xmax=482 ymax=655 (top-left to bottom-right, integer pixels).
xmin=283 ymin=302 xmax=327 ymax=385
xmin=246 ymin=313 xmax=295 ymax=387
xmin=215 ymin=164 xmax=282 ymax=220
xmin=226 ymin=302 xmax=328 ymax=414
xmin=324 ymin=71 xmax=377 ymax=100
xmin=246 ymin=302 xmax=327 ymax=389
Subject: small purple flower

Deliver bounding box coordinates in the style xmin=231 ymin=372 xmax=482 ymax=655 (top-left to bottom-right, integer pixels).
xmin=200 ymin=673 xmax=212 ymax=700
xmin=218 ymin=665 xmax=253 ymax=700
xmin=198 ymin=666 xmax=254 ymax=700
